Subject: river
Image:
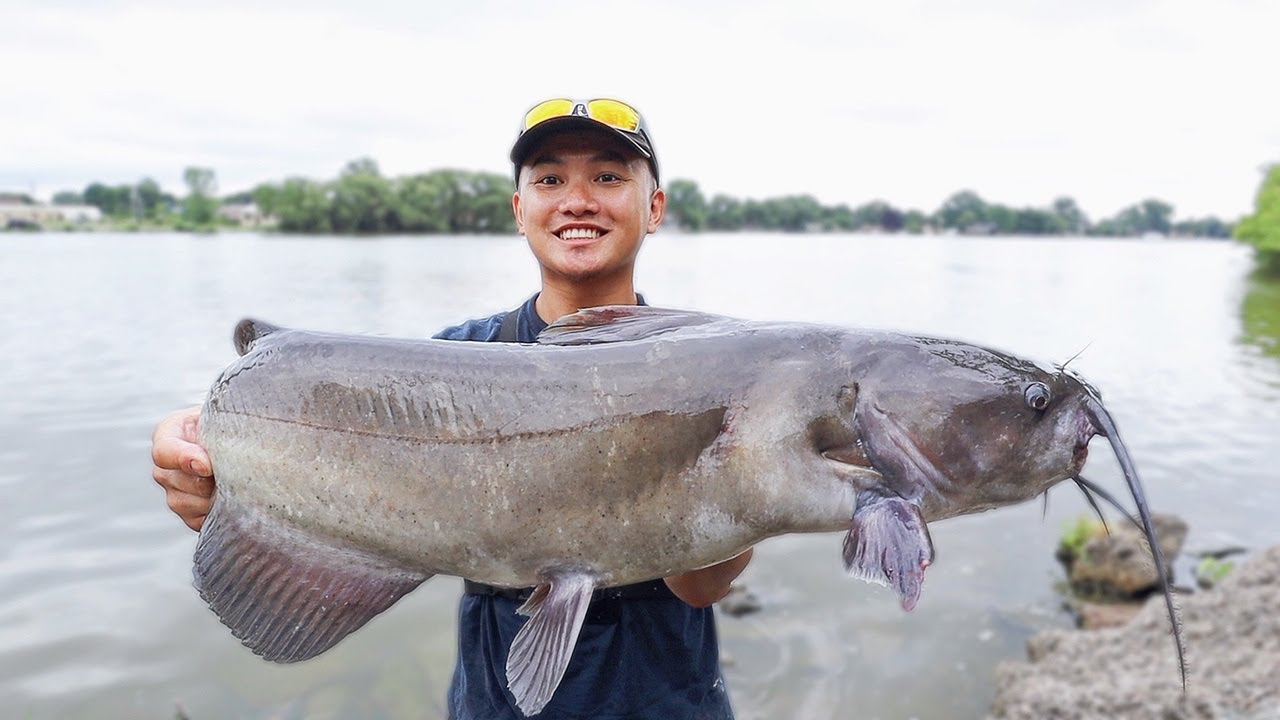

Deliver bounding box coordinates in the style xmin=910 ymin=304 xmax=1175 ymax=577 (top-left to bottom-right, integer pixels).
xmin=2 ymin=231 xmax=1277 ymax=719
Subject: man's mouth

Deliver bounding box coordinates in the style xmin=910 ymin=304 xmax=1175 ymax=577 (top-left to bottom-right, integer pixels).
xmin=557 ymin=227 xmax=603 ymax=241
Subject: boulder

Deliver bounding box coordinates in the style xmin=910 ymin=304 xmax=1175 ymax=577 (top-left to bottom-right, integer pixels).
xmin=1068 ymin=513 xmax=1188 ymax=599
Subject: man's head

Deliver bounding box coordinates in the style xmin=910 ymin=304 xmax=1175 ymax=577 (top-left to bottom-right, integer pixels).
xmin=510 ymin=98 xmax=666 ymax=291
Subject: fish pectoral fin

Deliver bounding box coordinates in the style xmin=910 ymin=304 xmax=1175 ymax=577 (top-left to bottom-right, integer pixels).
xmin=842 ymin=492 xmax=934 ymax=611
xmin=505 ymin=570 xmax=597 ymax=716
xmin=193 ymin=496 xmax=429 ymax=663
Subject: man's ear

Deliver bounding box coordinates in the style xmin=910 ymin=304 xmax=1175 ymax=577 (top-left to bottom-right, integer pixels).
xmin=512 ymin=190 xmax=525 ymax=235
xmin=647 ymin=187 xmax=666 ymax=233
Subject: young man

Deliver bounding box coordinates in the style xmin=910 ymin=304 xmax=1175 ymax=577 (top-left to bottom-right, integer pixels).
xmin=151 ymin=98 xmax=752 ymax=719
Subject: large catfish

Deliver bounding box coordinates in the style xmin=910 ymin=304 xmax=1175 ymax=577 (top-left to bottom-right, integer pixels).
xmin=193 ymin=307 xmax=1184 ymax=715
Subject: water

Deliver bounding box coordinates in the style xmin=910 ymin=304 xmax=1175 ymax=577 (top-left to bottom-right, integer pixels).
xmin=2 ymin=232 xmax=1277 ymax=719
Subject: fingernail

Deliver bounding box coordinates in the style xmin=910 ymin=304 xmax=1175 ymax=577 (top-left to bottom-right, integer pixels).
xmin=191 ymin=460 xmax=209 ymax=476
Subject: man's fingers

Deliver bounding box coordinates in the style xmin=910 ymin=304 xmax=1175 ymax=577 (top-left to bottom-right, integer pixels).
xmin=154 ymin=466 xmax=215 ymax=498
xmin=151 ymin=406 xmax=208 ymax=473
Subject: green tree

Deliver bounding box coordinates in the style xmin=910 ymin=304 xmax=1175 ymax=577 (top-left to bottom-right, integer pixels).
xmin=1052 ymin=196 xmax=1088 ymax=234
xmin=665 ymin=179 xmax=707 ymax=230
xmin=1235 ymin=164 xmax=1280 ymax=267
xmin=706 ymin=195 xmax=744 ymax=230
xmin=330 ymin=159 xmax=396 ymax=233
xmin=52 ymin=190 xmax=84 ymax=205
xmin=936 ymin=190 xmax=988 ymax=231
xmin=275 ymin=178 xmax=332 ymax=233
xmin=181 ymin=167 xmax=219 ymax=226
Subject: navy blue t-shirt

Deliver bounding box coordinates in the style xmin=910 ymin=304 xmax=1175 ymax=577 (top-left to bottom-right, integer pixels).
xmin=434 ymin=294 xmax=735 ymax=720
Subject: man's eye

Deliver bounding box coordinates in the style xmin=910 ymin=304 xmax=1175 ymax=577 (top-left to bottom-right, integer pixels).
xmin=597 ymin=173 xmax=622 ymax=182
xmin=536 ymin=176 xmax=562 ymax=186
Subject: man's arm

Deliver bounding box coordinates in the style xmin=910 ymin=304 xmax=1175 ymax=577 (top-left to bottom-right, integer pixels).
xmin=663 ymin=548 xmax=754 ymax=608
xmin=151 ymin=406 xmax=215 ymax=531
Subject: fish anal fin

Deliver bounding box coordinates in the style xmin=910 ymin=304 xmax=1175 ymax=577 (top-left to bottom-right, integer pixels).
xmin=842 ymin=492 xmax=934 ymax=611
xmin=193 ymin=495 xmax=428 ymax=663
xmin=505 ymin=570 xmax=597 ymax=716
xmin=538 ymin=305 xmax=731 ymax=345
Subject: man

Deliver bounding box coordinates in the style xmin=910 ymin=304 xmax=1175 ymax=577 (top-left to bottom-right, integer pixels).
xmin=151 ymin=97 xmax=752 ymax=719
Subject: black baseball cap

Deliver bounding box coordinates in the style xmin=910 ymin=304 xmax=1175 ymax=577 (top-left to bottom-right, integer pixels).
xmin=510 ymin=98 xmax=659 ymax=185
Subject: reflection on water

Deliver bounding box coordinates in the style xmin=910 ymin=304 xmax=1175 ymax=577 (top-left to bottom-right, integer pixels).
xmin=1 ymin=233 xmax=1278 ymax=720
xmin=1241 ymin=262 xmax=1280 ymax=358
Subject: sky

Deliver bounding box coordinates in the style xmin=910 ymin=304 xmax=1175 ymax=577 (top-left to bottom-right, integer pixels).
xmin=3 ymin=0 xmax=1278 ymax=221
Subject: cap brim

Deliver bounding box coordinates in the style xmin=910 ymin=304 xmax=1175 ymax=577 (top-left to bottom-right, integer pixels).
xmin=510 ymin=116 xmax=654 ymax=169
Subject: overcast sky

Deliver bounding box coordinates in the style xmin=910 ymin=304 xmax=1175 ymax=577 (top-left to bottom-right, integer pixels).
xmin=3 ymin=0 xmax=1277 ymax=220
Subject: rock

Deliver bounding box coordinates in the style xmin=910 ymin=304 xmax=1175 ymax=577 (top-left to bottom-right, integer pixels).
xmin=1066 ymin=598 xmax=1145 ymax=630
xmin=718 ymin=583 xmax=763 ymax=618
xmin=1069 ymin=513 xmax=1188 ymax=598
xmin=987 ymin=545 xmax=1280 ymax=720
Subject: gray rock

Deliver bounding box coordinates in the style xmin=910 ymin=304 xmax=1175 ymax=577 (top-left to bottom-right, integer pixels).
xmin=1069 ymin=513 xmax=1188 ymax=598
xmin=718 ymin=583 xmax=763 ymax=618
xmin=988 ymin=545 xmax=1280 ymax=720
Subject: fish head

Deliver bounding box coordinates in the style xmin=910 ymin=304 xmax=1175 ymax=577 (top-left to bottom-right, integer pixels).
xmin=840 ymin=334 xmax=1184 ymax=689
xmin=849 ymin=337 xmax=1104 ymax=520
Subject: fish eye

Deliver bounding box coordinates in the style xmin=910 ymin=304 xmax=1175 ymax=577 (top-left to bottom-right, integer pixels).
xmin=1024 ymin=382 xmax=1051 ymax=411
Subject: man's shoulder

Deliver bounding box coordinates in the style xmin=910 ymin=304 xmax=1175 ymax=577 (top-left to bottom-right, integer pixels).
xmin=433 ymin=312 xmax=506 ymax=342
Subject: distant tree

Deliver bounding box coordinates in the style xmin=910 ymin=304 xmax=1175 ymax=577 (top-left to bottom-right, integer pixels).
xmin=330 ymin=160 xmax=395 ymax=233
xmin=181 ymin=167 xmax=219 ymax=226
xmin=275 ymin=178 xmax=332 ymax=233
xmin=706 ymin=194 xmax=744 ymax=230
xmin=1235 ymin=164 xmax=1280 ymax=265
xmin=52 ymin=190 xmax=84 ymax=205
xmin=136 ymin=178 xmax=165 ymax=219
xmin=84 ymin=183 xmax=130 ymax=216
xmin=1052 ymin=196 xmax=1089 ymax=234
xmin=936 ymin=190 xmax=988 ymax=231
xmin=665 ymin=179 xmax=707 ymax=230
xmin=903 ymin=209 xmax=929 ymax=234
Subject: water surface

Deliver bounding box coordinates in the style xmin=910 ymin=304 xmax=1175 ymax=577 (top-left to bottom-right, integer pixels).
xmin=2 ymin=232 xmax=1277 ymax=719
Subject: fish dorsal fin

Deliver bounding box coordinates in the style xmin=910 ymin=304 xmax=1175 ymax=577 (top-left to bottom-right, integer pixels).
xmin=538 ymin=305 xmax=732 ymax=346
xmin=234 ymin=318 xmax=283 ymax=356
xmin=843 ymin=492 xmax=934 ymax=611
xmin=505 ymin=570 xmax=598 ymax=715
xmin=193 ymin=494 xmax=428 ymax=662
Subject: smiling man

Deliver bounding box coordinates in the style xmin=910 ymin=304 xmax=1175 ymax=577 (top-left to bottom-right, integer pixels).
xmin=151 ymin=98 xmax=751 ymax=719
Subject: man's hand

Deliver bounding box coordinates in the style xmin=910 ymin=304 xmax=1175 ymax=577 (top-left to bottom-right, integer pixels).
xmin=151 ymin=406 xmax=215 ymax=531
xmin=664 ymin=548 xmax=754 ymax=608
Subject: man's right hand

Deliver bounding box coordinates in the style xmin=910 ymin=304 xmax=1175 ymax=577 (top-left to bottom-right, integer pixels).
xmin=151 ymin=406 xmax=215 ymax=532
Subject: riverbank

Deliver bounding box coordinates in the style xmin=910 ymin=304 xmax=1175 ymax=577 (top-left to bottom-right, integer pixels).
xmin=988 ymin=545 xmax=1280 ymax=719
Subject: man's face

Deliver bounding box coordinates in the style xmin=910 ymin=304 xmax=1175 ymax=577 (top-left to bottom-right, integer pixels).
xmin=513 ymin=127 xmax=665 ymax=286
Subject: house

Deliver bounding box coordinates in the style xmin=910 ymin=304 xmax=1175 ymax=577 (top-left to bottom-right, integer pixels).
xmin=0 ymin=199 xmax=63 ymax=228
xmin=218 ymin=202 xmax=264 ymax=226
xmin=56 ymin=205 xmax=103 ymax=223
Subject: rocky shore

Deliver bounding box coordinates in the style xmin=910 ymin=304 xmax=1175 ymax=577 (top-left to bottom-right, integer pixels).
xmin=987 ymin=545 xmax=1280 ymax=719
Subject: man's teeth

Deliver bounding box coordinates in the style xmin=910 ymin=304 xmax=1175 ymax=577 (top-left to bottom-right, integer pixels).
xmin=559 ymin=228 xmax=601 ymax=240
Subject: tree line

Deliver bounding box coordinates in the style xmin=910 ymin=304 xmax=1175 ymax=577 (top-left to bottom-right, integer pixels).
xmin=51 ymin=158 xmax=1239 ymax=238
xmin=663 ymin=180 xmax=1233 ymax=238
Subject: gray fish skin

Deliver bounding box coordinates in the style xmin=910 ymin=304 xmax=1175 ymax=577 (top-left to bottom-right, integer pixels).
xmin=194 ymin=307 xmax=1177 ymax=715
xmin=202 ymin=320 xmax=872 ymax=589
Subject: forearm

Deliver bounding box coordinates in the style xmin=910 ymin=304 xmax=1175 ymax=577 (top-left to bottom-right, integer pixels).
xmin=663 ymin=548 xmax=754 ymax=608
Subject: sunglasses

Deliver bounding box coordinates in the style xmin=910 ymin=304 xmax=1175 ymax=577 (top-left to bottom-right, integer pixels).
xmin=521 ymin=98 xmax=645 ymax=135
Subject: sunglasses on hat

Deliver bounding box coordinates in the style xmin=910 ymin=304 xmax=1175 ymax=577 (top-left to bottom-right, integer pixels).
xmin=521 ymin=98 xmax=645 ymax=136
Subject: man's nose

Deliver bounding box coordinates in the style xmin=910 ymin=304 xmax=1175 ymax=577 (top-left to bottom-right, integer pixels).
xmin=559 ymin=181 xmax=599 ymax=215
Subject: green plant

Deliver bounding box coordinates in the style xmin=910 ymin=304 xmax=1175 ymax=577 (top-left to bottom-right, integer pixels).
xmin=1059 ymin=515 xmax=1105 ymax=560
xmin=1196 ymin=556 xmax=1234 ymax=585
